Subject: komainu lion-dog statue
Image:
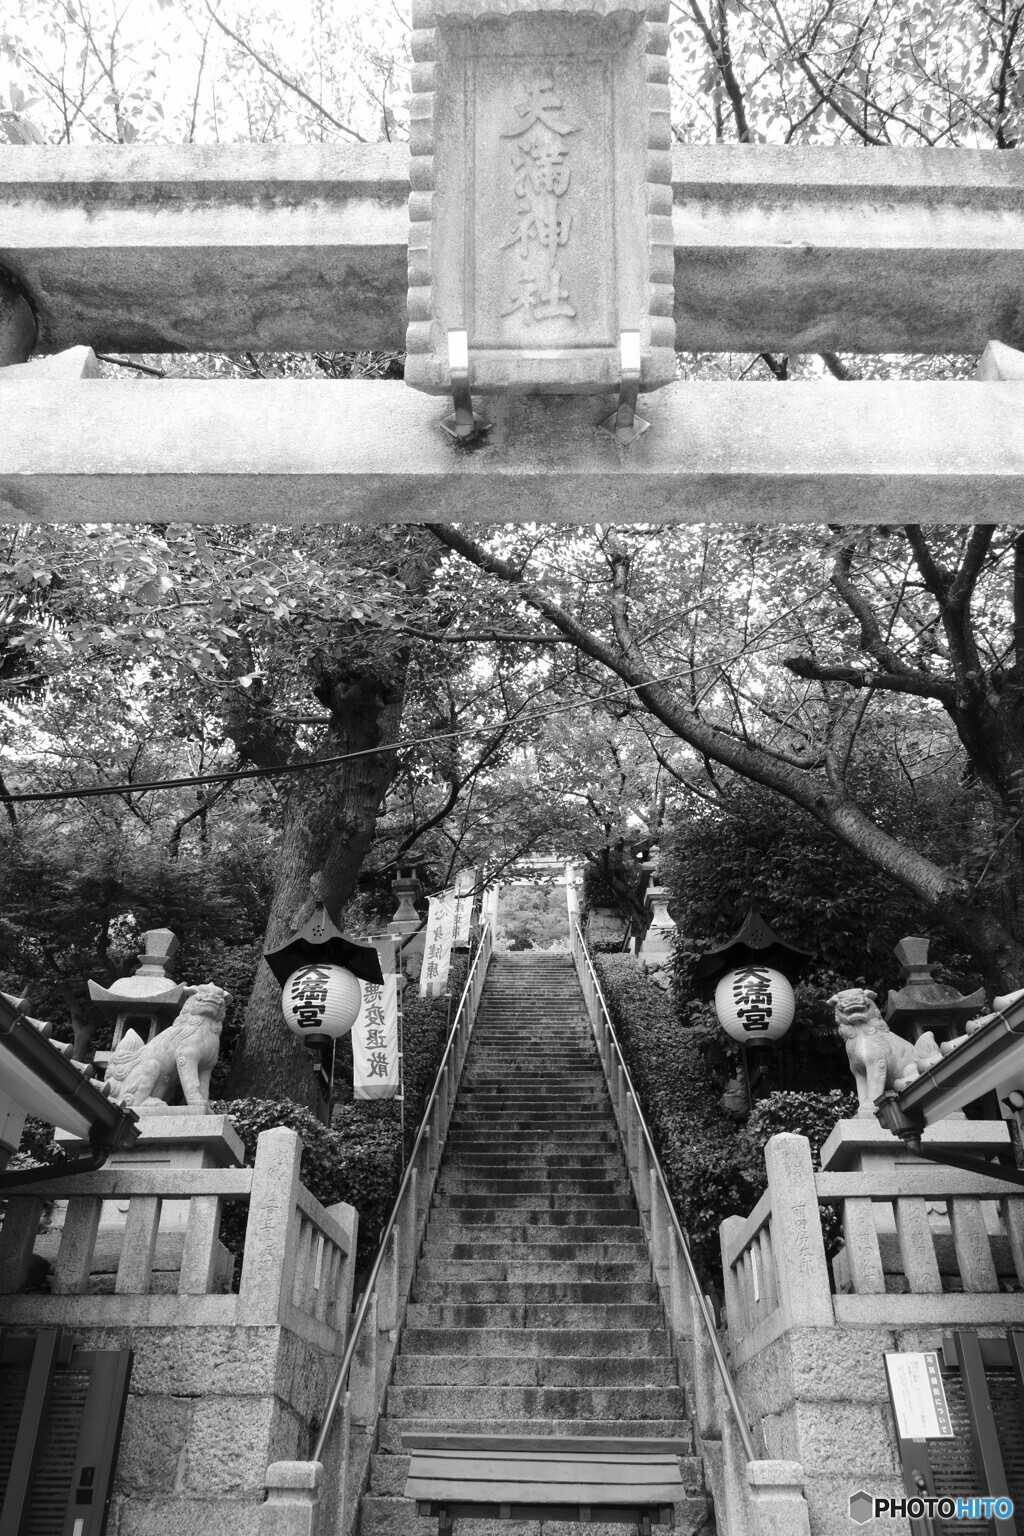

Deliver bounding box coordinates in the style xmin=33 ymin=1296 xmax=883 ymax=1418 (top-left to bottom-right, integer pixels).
xmin=829 ymin=987 xmax=943 ymax=1115
xmin=105 ymin=983 xmax=232 ymax=1110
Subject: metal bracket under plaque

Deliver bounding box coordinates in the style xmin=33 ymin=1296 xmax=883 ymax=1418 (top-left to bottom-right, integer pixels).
xmin=440 ymin=330 xmax=492 ymax=441
xmin=598 ymin=332 xmax=649 ymax=446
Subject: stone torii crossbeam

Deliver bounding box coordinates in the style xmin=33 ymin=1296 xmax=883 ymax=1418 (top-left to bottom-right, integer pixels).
xmin=1 ymin=0 xmax=1024 ymax=524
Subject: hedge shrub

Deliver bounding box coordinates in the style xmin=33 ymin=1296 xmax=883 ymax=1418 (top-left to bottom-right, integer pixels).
xmin=593 ymin=954 xmax=855 ymax=1283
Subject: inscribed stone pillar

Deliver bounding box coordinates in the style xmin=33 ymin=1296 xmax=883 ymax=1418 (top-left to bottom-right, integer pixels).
xmin=407 ymin=0 xmax=674 ymax=395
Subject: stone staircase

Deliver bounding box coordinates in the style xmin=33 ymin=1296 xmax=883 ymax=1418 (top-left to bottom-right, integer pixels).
xmin=359 ymin=952 xmax=714 ymax=1536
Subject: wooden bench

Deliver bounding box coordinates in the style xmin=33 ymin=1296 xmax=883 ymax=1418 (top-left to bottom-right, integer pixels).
xmin=403 ymin=1433 xmax=688 ymax=1534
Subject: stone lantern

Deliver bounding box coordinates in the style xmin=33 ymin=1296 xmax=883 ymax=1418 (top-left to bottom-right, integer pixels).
xmin=884 ymin=935 xmax=986 ymax=1045
xmin=88 ymin=928 xmax=187 ymax=1048
xmin=637 ymin=846 xmax=676 ymax=966
xmin=388 ymin=867 xmax=424 ymax=936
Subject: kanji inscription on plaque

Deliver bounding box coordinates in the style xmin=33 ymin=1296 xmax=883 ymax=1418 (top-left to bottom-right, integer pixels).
xmin=407 ymin=0 xmax=675 ymax=396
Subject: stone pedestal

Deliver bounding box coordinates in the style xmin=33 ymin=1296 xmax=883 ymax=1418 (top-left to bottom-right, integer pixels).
xmin=638 ymin=882 xmax=676 ymax=964
xmin=48 ymin=1108 xmax=243 ymax=1291
xmin=586 ymin=906 xmax=627 ymax=948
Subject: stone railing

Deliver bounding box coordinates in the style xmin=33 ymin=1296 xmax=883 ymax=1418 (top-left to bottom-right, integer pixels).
xmin=0 ymin=1127 xmax=355 ymax=1351
xmin=568 ymin=921 xmax=812 ymax=1536
xmin=720 ymin=1130 xmax=1024 ymax=1529
xmin=721 ymin=1132 xmax=1024 ymax=1363
xmin=264 ymin=920 xmax=494 ymax=1536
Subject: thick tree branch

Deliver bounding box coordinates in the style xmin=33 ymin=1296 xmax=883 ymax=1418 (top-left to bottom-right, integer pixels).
xmin=783 ymin=654 xmax=955 ymax=703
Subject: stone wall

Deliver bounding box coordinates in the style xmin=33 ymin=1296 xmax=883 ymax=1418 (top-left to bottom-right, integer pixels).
xmin=84 ymin=1324 xmax=339 ymax=1536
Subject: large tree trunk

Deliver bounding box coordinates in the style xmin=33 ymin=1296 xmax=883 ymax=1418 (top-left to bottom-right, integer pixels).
xmin=225 ymin=667 xmax=409 ymax=1104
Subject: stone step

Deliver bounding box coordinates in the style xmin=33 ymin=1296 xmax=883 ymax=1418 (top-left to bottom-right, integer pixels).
xmin=445 ymin=1154 xmax=622 ymax=1169
xmin=376 ymin=1417 xmax=691 ymax=1455
xmin=359 ymin=1492 xmax=711 ymax=1536
xmin=445 ymin=1136 xmax=620 ymax=1148
xmin=447 ymin=1127 xmax=618 ymax=1140
xmin=437 ymin=1176 xmax=628 ymax=1195
xmin=427 ymin=1208 xmax=643 ymax=1229
xmin=385 ymin=1383 xmax=687 ymax=1420
xmin=400 ymin=1326 xmax=671 ymax=1357
xmin=434 ymin=1193 xmax=635 ymax=1211
xmin=416 ymin=1260 xmax=651 ymax=1285
xmin=457 ymin=1089 xmax=603 ymax=1100
xmin=391 ymin=1353 xmax=678 ymax=1386
xmin=404 ymin=1302 xmax=665 ymax=1328
xmin=447 ymin=1128 xmax=614 ymax=1139
xmin=412 ymin=1280 xmax=659 ymax=1305
xmin=423 ymin=1238 xmax=646 ymax=1260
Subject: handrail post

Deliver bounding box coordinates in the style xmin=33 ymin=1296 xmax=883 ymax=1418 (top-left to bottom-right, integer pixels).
xmin=350 ymin=1292 xmax=379 ymax=1426
xmin=400 ymin=1170 xmax=419 ymax=1292
xmin=415 ymin=1122 xmax=432 ymax=1229
xmin=763 ymin=1135 xmax=834 ymax=1329
xmin=377 ymin=1226 xmax=400 ymax=1335
xmin=668 ymin=1231 xmax=694 ymax=1382
xmin=649 ymin=1168 xmax=670 ymax=1280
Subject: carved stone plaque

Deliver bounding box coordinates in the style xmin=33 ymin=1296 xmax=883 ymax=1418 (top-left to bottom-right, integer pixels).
xmin=407 ymin=0 xmax=674 ymax=395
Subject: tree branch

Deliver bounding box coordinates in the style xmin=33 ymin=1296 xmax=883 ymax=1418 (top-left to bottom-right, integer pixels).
xmin=202 ymin=2 xmax=365 ymax=141
xmin=784 ymin=654 xmax=955 ymax=703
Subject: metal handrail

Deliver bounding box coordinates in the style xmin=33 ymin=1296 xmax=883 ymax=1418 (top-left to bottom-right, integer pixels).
xmin=570 ymin=920 xmax=758 ymax=1465
xmin=311 ymin=923 xmax=492 ymax=1462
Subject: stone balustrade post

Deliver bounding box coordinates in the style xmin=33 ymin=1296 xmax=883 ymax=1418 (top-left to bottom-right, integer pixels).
xmin=763 ymin=1134 xmax=834 ymax=1328
xmin=649 ymin=1170 xmax=670 ymax=1281
xmin=667 ymin=1231 xmax=694 ymax=1383
xmin=690 ymin=1288 xmax=720 ymax=1441
xmin=720 ymin=1214 xmax=748 ymax=1339
xmin=349 ymin=1292 xmax=379 ymax=1427
xmin=415 ymin=1127 xmax=432 ymax=1230
xmin=260 ymin=1461 xmax=323 ymax=1536
xmin=746 ymin=1461 xmax=812 ymax=1536
xmin=238 ymin=1128 xmax=302 ymax=1325
xmin=0 ymin=1196 xmax=45 ymax=1292
xmin=626 ymin=1093 xmax=640 ymax=1180
xmin=376 ymin=1226 xmax=401 ymax=1335
xmin=400 ymin=1170 xmax=419 ymax=1292
xmin=325 ymin=1200 xmax=358 ymax=1334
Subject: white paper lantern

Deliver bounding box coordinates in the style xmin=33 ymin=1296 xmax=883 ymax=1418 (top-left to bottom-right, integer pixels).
xmin=715 ymin=965 xmax=795 ymax=1044
xmin=282 ymin=962 xmax=362 ymax=1043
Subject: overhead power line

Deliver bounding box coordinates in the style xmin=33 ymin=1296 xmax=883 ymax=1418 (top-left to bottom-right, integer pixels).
xmin=2 ymin=666 xmax=702 ymax=806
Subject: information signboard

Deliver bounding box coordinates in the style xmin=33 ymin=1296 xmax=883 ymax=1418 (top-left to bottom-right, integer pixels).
xmin=883 ymin=1352 xmax=954 ymax=1440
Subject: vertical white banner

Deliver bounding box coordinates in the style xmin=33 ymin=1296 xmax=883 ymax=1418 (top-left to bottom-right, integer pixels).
xmin=420 ymin=888 xmax=457 ymax=996
xmin=480 ymin=883 xmax=500 ymax=936
xmin=454 ymin=868 xmax=476 ymax=947
xmin=352 ymin=938 xmax=400 ymax=1099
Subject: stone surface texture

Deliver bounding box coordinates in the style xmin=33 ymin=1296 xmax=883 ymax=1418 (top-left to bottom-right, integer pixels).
xmin=7 ymin=144 xmax=1024 ymax=357
xmin=4 ymin=374 xmax=1024 ymax=526
xmin=407 ymin=0 xmax=675 ymax=393
xmin=69 ymin=1322 xmax=338 ymax=1535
